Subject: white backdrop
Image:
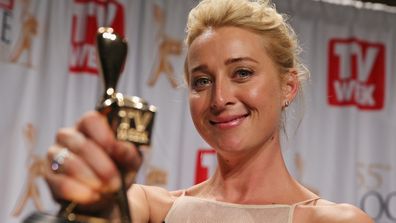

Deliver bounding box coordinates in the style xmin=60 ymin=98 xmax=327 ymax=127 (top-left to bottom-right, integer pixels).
xmin=0 ymin=0 xmax=395 ymax=222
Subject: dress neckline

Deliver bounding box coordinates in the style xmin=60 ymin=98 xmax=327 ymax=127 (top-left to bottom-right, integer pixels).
xmin=178 ymin=193 xmax=321 ymax=208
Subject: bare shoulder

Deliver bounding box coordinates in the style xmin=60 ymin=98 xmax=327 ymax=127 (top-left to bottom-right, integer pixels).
xmin=128 ymin=184 xmax=181 ymax=223
xmin=297 ymin=199 xmax=374 ymax=223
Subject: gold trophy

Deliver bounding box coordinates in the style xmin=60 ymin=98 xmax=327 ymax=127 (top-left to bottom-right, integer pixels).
xmin=23 ymin=27 xmax=156 ymax=223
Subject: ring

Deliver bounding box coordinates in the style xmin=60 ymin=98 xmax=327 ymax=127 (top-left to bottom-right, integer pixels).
xmin=51 ymin=148 xmax=70 ymax=174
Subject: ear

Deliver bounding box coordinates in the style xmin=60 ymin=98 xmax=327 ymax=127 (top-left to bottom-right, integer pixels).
xmin=282 ymin=68 xmax=299 ymax=108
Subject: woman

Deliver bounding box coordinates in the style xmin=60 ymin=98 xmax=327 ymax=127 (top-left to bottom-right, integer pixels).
xmin=46 ymin=0 xmax=373 ymax=222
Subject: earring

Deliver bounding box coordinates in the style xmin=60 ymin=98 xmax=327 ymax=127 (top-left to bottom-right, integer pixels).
xmin=284 ymin=100 xmax=290 ymax=107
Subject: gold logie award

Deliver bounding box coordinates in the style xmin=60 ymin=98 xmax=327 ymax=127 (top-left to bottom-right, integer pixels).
xmin=96 ymin=27 xmax=156 ymax=147
xmin=23 ymin=27 xmax=156 ymax=223
xmin=93 ymin=27 xmax=156 ymax=223
xmin=99 ymin=94 xmax=156 ymax=146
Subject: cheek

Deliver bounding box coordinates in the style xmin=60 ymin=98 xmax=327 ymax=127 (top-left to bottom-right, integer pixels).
xmin=189 ymin=94 xmax=205 ymax=125
xmin=245 ymin=82 xmax=280 ymax=103
xmin=241 ymin=81 xmax=283 ymax=115
xmin=245 ymin=86 xmax=263 ymax=100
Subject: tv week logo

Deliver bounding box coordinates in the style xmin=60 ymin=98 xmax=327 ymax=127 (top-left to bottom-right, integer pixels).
xmin=328 ymin=38 xmax=385 ymax=110
xmin=70 ymin=0 xmax=124 ymax=74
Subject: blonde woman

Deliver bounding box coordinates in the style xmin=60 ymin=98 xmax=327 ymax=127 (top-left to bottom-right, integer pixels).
xmin=46 ymin=0 xmax=374 ymax=222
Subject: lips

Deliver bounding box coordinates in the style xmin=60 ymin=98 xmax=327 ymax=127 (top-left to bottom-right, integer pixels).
xmin=209 ymin=113 xmax=249 ymax=129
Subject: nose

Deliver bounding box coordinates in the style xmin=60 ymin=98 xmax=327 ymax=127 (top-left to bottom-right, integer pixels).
xmin=210 ymin=78 xmax=234 ymax=113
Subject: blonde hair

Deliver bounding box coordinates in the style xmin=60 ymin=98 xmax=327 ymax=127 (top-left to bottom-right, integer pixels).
xmin=184 ymin=0 xmax=309 ymax=84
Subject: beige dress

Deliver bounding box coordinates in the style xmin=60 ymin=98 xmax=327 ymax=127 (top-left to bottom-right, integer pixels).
xmin=164 ymin=194 xmax=319 ymax=223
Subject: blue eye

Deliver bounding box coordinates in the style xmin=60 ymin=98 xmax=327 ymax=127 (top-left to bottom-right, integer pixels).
xmin=235 ymin=69 xmax=253 ymax=80
xmin=192 ymin=77 xmax=212 ymax=90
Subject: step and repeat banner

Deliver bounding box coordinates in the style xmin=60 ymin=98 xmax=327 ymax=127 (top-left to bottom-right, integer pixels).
xmin=0 ymin=0 xmax=395 ymax=222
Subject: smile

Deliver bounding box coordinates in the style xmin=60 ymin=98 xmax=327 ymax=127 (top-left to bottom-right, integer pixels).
xmin=209 ymin=113 xmax=249 ymax=129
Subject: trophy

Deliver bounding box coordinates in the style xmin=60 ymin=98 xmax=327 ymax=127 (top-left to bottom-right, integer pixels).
xmin=23 ymin=27 xmax=156 ymax=223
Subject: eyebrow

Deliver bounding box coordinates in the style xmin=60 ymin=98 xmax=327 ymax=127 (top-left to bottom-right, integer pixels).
xmin=191 ymin=65 xmax=209 ymax=74
xmin=225 ymin=57 xmax=258 ymax=65
xmin=190 ymin=57 xmax=258 ymax=74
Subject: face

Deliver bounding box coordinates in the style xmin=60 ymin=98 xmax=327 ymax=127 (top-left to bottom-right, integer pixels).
xmin=187 ymin=26 xmax=295 ymax=155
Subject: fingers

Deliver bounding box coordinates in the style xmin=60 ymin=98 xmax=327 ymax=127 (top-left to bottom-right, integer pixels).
xmin=112 ymin=141 xmax=142 ymax=172
xmin=46 ymin=111 xmax=143 ymax=206
xmin=111 ymin=141 xmax=142 ymax=185
xmin=76 ymin=111 xmax=115 ymax=152
xmin=48 ymin=146 xmax=101 ymax=190
xmin=45 ymin=170 xmax=101 ymax=205
xmin=75 ymin=111 xmax=142 ymax=178
xmin=54 ymin=128 xmax=121 ymax=192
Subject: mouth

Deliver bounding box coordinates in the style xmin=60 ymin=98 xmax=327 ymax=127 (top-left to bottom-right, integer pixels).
xmin=209 ymin=113 xmax=250 ymax=129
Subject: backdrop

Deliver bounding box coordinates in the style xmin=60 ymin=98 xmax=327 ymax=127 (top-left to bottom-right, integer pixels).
xmin=0 ymin=0 xmax=395 ymax=222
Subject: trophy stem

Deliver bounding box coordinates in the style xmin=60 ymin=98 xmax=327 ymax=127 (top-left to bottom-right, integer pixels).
xmin=116 ymin=171 xmax=132 ymax=223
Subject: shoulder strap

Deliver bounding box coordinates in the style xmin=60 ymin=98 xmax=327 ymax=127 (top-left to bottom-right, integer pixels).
xmin=292 ymin=197 xmax=321 ymax=207
xmin=288 ymin=197 xmax=320 ymax=223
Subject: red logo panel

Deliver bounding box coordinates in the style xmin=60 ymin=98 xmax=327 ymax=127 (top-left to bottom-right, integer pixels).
xmin=328 ymin=38 xmax=385 ymax=110
xmin=0 ymin=0 xmax=13 ymax=10
xmin=69 ymin=0 xmax=124 ymax=75
xmin=195 ymin=149 xmax=216 ymax=184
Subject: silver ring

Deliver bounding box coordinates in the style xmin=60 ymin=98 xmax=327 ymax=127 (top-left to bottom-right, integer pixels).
xmin=51 ymin=148 xmax=70 ymax=174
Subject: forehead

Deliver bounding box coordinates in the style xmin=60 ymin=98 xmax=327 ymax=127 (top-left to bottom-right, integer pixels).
xmin=187 ymin=26 xmax=270 ymax=68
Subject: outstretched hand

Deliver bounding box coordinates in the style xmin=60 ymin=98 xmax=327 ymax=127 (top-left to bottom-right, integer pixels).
xmin=45 ymin=111 xmax=142 ymax=214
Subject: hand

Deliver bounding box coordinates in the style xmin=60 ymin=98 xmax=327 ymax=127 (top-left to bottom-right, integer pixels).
xmin=45 ymin=111 xmax=142 ymax=214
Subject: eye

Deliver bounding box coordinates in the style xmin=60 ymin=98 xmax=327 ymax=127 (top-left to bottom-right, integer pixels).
xmin=191 ymin=76 xmax=213 ymax=91
xmin=234 ymin=68 xmax=254 ymax=81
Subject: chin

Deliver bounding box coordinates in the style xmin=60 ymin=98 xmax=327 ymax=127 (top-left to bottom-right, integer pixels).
xmin=210 ymin=138 xmax=246 ymax=153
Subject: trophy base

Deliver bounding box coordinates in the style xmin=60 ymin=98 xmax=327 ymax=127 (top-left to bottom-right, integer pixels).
xmin=23 ymin=212 xmax=109 ymax=223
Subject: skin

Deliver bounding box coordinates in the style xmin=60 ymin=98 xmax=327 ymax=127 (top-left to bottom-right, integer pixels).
xmin=45 ymin=26 xmax=374 ymax=223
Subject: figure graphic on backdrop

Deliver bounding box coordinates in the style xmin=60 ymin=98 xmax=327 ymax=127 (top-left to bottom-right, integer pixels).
xmin=147 ymin=4 xmax=182 ymax=88
xmin=9 ymin=0 xmax=38 ymax=68
xmin=146 ymin=166 xmax=168 ymax=187
xmin=12 ymin=123 xmax=46 ymax=216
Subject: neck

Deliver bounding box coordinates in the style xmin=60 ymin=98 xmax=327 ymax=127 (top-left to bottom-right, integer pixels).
xmin=201 ymin=136 xmax=310 ymax=204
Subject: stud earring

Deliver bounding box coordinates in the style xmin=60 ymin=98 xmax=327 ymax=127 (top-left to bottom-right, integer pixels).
xmin=284 ymin=100 xmax=290 ymax=107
